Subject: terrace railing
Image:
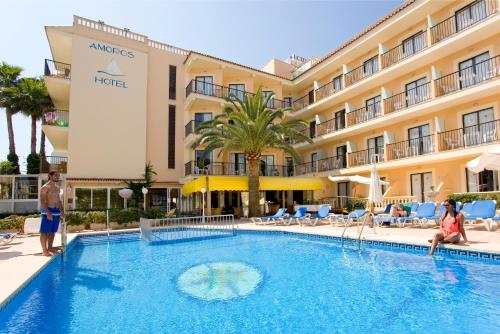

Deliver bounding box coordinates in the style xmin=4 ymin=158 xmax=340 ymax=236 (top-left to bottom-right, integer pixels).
xmin=437 ymin=119 xmax=500 ymax=151
xmin=430 ymin=0 xmax=497 ymax=44
xmin=434 ymin=55 xmax=500 ymax=97
xmin=346 ymin=102 xmax=382 ymax=127
xmin=381 ymin=31 xmax=427 ymax=68
xmin=383 ymin=82 xmax=430 ymax=114
xmin=42 ymin=110 xmax=69 ymax=127
xmin=40 ymin=156 xmax=68 ymax=174
xmin=315 ymin=80 xmax=343 ymax=101
xmin=317 ymin=156 xmax=345 ymax=172
xmin=44 ymin=59 xmax=71 ymax=79
xmin=345 ymin=62 xmax=379 ymax=87
xmin=315 ymin=117 xmax=337 ymax=137
xmin=295 ymin=161 xmax=316 ymax=175
xmin=292 ymin=93 xmax=312 ymax=111
xmin=184 ymin=161 xmax=290 ymax=176
xmin=348 ymin=147 xmax=385 ymax=167
xmin=386 ymin=135 xmax=434 ymax=161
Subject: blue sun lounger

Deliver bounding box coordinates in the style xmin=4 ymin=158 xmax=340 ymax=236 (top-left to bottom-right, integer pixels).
xmin=333 ymin=209 xmax=368 ymax=227
xmin=0 ymin=233 xmax=17 ymax=246
xmin=251 ymin=208 xmax=287 ymax=225
xmin=275 ymin=207 xmax=307 ymax=226
xmin=397 ymin=202 xmax=436 ymax=227
xmin=299 ymin=205 xmax=331 ymax=226
xmin=462 ymin=200 xmax=497 ymax=231
xmin=420 ymin=201 xmax=462 ymax=227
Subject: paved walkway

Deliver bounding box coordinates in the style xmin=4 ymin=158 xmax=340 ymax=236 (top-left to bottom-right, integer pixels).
xmin=1 ymin=223 xmax=499 ymax=307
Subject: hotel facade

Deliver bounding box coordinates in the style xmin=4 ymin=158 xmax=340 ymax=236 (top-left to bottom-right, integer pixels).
xmin=40 ymin=0 xmax=500 ymax=214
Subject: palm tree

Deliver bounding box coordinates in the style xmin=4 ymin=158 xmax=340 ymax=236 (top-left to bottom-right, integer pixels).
xmin=192 ymin=87 xmax=311 ymax=217
xmin=0 ymin=62 xmax=23 ymax=173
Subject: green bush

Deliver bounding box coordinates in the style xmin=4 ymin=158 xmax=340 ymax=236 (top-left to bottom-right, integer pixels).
xmin=26 ymin=153 xmax=40 ymax=174
xmin=346 ymin=197 xmax=367 ymax=212
xmin=0 ymin=214 xmax=38 ymax=232
xmin=0 ymin=160 xmax=17 ymax=175
xmin=448 ymin=192 xmax=500 ymax=208
xmin=141 ymin=208 xmax=167 ymax=219
xmin=85 ymin=211 xmax=106 ymax=225
xmin=6 ymin=154 xmax=20 ymax=174
xmin=109 ymin=208 xmax=141 ymax=225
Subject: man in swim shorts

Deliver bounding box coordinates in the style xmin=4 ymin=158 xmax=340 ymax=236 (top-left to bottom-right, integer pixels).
xmin=39 ymin=171 xmax=64 ymax=256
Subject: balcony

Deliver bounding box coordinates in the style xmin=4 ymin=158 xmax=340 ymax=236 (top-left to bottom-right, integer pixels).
xmin=40 ymin=156 xmax=68 ymax=174
xmin=184 ymin=161 xmax=292 ymax=177
xmin=315 ymin=80 xmax=343 ymax=102
xmin=386 ymin=135 xmax=434 ymax=161
xmin=295 ymin=161 xmax=316 ymax=175
xmin=434 ymin=55 xmax=500 ymax=97
xmin=317 ymin=156 xmax=345 ymax=173
xmin=185 ymin=120 xmax=195 ymax=138
xmin=430 ymin=0 xmax=497 ymax=44
xmin=44 ymin=59 xmax=71 ymax=79
xmin=346 ymin=102 xmax=382 ymax=127
xmin=381 ymin=31 xmax=427 ymax=68
xmin=348 ymin=147 xmax=385 ymax=167
xmin=315 ymin=117 xmax=340 ymax=137
xmin=438 ymin=119 xmax=499 ymax=151
xmin=43 ymin=110 xmax=69 ymax=127
xmin=383 ymin=82 xmax=431 ymax=114
xmin=345 ymin=62 xmax=379 ymax=87
xmin=185 ymin=80 xmax=289 ymax=109
xmin=292 ymin=93 xmax=313 ymax=111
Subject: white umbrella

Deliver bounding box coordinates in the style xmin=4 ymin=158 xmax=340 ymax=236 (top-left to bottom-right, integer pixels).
xmin=328 ymin=175 xmax=389 ymax=185
xmin=467 ymin=145 xmax=500 ymax=173
xmin=367 ymin=165 xmax=384 ymax=212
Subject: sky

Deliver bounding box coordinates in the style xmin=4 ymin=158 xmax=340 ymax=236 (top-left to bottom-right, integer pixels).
xmin=0 ymin=0 xmax=403 ymax=172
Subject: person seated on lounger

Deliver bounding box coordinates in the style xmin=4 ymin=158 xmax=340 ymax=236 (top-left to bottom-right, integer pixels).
xmin=428 ymin=199 xmax=468 ymax=256
xmin=378 ymin=203 xmax=407 ymax=227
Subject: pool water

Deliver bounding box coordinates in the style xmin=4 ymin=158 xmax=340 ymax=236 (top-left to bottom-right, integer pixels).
xmin=1 ymin=232 xmax=499 ymax=334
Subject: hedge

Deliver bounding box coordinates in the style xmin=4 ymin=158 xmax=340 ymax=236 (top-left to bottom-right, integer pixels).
xmin=448 ymin=192 xmax=500 ymax=209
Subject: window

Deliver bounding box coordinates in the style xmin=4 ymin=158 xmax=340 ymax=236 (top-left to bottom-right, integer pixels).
xmin=229 ymin=84 xmax=245 ymax=101
xmin=75 ymin=188 xmax=91 ymax=209
xmin=332 ymin=75 xmax=343 ymax=92
xmin=194 ymin=76 xmax=213 ymax=95
xmin=405 ymin=77 xmax=428 ymax=106
xmin=283 ymin=97 xmax=292 ymax=108
xmin=194 ymin=113 xmax=212 ymax=128
xmin=195 ymin=150 xmax=212 ymax=170
xmin=455 ymin=0 xmax=488 ymax=32
xmin=308 ymin=90 xmax=314 ymax=104
xmin=311 ymin=153 xmax=318 ymax=173
xmin=309 ymin=121 xmax=316 ymax=138
xmin=286 ymin=157 xmax=294 ymax=176
xmin=365 ymin=95 xmax=381 ymax=118
xmin=363 ymin=56 xmax=379 ymax=76
xmin=410 ymin=172 xmax=433 ymax=203
xmin=380 ymin=177 xmax=388 ymax=195
xmin=335 ymin=109 xmax=345 ymax=130
xmin=168 ymin=105 xmax=176 ymax=169
xmin=263 ymin=91 xmax=274 ymax=108
xmin=337 ymin=182 xmax=350 ymax=209
xmin=367 ymin=136 xmax=384 ymax=163
xmin=230 ymin=153 xmax=246 ymax=175
xmin=336 ymin=145 xmax=347 ymax=168
xmin=463 ymin=107 xmax=495 ymax=146
xmin=408 ymin=124 xmax=432 ymax=156
xmin=459 ymin=52 xmax=491 ymax=88
xmin=260 ymin=155 xmax=275 ymax=176
xmin=169 ymin=65 xmax=176 ymax=100
xmin=110 ymin=188 xmax=124 ymax=208
xmin=467 ymin=169 xmax=499 ymax=192
xmin=402 ymin=31 xmax=425 ymax=56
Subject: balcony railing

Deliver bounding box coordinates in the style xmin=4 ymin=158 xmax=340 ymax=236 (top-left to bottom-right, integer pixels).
xmin=40 ymin=156 xmax=68 ymax=174
xmin=381 ymin=31 xmax=427 ymax=68
xmin=295 ymin=161 xmax=316 ymax=175
xmin=185 ymin=120 xmax=195 ymax=137
xmin=315 ymin=80 xmax=343 ymax=101
xmin=317 ymin=156 xmax=346 ymax=172
xmin=386 ymin=135 xmax=434 ymax=161
xmin=437 ymin=119 xmax=500 ymax=151
xmin=184 ymin=161 xmax=291 ymax=176
xmin=345 ymin=61 xmax=379 ymax=87
xmin=315 ymin=117 xmax=338 ymax=137
xmin=434 ymin=55 xmax=500 ymax=97
xmin=42 ymin=110 xmax=69 ymax=127
xmin=383 ymin=82 xmax=431 ymax=114
xmin=348 ymin=147 xmax=385 ymax=167
xmin=44 ymin=59 xmax=71 ymax=79
xmin=185 ymin=80 xmax=288 ymax=109
xmin=292 ymin=93 xmax=312 ymax=111
xmin=430 ymin=0 xmax=497 ymax=44
xmin=346 ymin=102 xmax=382 ymax=127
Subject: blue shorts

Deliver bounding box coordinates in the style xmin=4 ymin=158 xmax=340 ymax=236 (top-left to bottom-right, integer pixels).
xmin=40 ymin=208 xmax=60 ymax=233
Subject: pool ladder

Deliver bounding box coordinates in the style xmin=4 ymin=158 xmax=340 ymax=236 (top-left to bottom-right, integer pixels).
xmin=340 ymin=212 xmax=375 ymax=250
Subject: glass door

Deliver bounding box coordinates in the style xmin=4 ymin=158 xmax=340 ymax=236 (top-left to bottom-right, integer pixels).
xmin=309 ymin=120 xmax=316 ymax=138
xmin=194 ymin=76 xmax=213 ymax=95
xmin=230 ymin=153 xmax=246 ymax=175
xmin=336 ymin=145 xmax=347 ymax=168
xmin=365 ymin=95 xmax=381 ymax=119
xmin=411 ymin=172 xmax=433 ymax=203
xmin=194 ymin=112 xmax=212 ymax=129
xmin=467 ymin=169 xmax=499 ymax=192
xmin=455 ymin=0 xmax=487 ymax=31
xmin=402 ymin=31 xmax=425 ymax=56
xmin=286 ymin=157 xmax=294 ymax=176
xmin=463 ymin=108 xmax=495 ymax=146
xmin=311 ymin=153 xmax=318 ymax=173
xmin=408 ymin=124 xmax=431 ymax=156
xmin=459 ymin=52 xmax=490 ymax=88
xmin=405 ymin=77 xmax=428 ymax=106
xmin=229 ymin=84 xmax=245 ymax=101
xmin=335 ymin=109 xmax=345 ymax=130
xmin=337 ymin=182 xmax=350 ymax=209
xmin=367 ymin=136 xmax=384 ymax=163
xmin=260 ymin=155 xmax=274 ymax=176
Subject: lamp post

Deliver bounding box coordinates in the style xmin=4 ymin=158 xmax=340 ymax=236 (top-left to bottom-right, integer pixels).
xmin=142 ymin=187 xmax=148 ymax=210
xmin=200 ymin=187 xmax=206 ymax=223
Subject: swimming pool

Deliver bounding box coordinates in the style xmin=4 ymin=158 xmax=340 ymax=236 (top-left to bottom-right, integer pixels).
xmin=1 ymin=231 xmax=499 ymax=333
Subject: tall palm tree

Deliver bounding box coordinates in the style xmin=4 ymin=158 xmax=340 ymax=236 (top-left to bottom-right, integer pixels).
xmin=192 ymin=87 xmax=311 ymax=217
xmin=0 ymin=62 xmax=23 ymax=174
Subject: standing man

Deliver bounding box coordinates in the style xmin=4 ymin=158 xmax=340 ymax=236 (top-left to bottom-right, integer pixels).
xmin=39 ymin=171 xmax=64 ymax=256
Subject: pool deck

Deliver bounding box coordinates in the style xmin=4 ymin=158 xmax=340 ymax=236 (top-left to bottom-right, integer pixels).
xmin=1 ymin=223 xmax=499 ymax=309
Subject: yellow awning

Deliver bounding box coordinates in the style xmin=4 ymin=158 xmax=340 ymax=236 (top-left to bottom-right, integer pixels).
xmin=182 ymin=176 xmax=207 ymax=195
xmin=182 ymin=176 xmax=322 ymax=194
xmin=260 ymin=177 xmax=323 ymax=191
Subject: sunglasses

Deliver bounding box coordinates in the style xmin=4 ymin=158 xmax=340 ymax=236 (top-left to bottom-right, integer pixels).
xmin=443 ymin=204 xmax=451 ymax=207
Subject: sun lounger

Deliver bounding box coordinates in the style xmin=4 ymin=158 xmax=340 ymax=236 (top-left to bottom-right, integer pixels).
xmin=462 ymin=200 xmax=497 ymax=231
xmin=275 ymin=207 xmax=307 ymax=226
xmin=0 ymin=233 xmax=17 ymax=246
xmin=252 ymin=208 xmax=287 ymax=225
xmin=397 ymin=202 xmax=436 ymax=227
xmin=299 ymin=205 xmax=331 ymax=226
xmin=485 ymin=216 xmax=500 ymax=231
xmin=334 ymin=209 xmax=368 ymax=227
xmin=421 ymin=201 xmax=462 ymax=227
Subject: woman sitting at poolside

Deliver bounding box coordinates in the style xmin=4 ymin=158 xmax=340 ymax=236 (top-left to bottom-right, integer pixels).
xmin=428 ymin=199 xmax=468 ymax=256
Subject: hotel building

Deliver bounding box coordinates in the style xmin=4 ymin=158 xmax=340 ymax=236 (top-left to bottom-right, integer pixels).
xmin=41 ymin=0 xmax=500 ymax=214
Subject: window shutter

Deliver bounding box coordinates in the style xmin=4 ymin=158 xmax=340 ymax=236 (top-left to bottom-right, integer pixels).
xmin=168 ymin=105 xmax=176 ymax=168
xmin=169 ymin=65 xmax=176 ymax=100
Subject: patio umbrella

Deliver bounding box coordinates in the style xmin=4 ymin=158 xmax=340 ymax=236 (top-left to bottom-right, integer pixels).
xmin=367 ymin=165 xmax=384 ymax=213
xmin=328 ymin=175 xmax=389 ymax=185
xmin=466 ymin=145 xmax=500 ymax=173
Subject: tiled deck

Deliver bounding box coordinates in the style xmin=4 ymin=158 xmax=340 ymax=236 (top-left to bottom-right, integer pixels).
xmin=1 ymin=223 xmax=499 ymax=308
